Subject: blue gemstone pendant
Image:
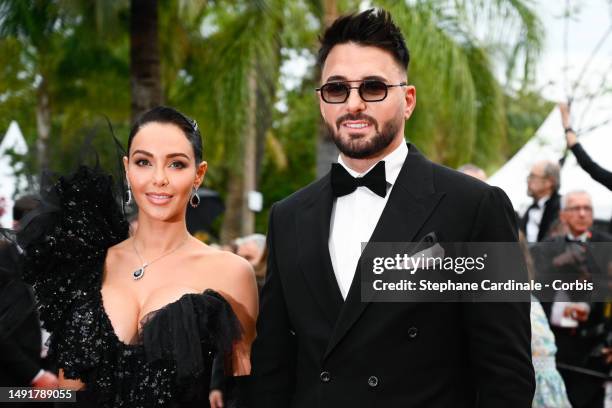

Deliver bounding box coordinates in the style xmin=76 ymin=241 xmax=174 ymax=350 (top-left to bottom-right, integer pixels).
xmin=133 ymin=266 xmax=146 ymax=280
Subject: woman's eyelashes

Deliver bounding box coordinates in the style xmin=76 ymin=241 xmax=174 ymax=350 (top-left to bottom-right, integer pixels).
xmin=169 ymin=160 xmax=187 ymax=169
xmin=133 ymin=158 xmax=188 ymax=169
xmin=135 ymin=158 xmax=151 ymax=167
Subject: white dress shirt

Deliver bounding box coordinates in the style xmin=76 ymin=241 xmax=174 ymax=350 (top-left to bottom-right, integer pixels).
xmin=328 ymin=142 xmax=408 ymax=299
xmin=567 ymin=231 xmax=589 ymax=242
xmin=526 ymin=195 xmax=551 ymax=243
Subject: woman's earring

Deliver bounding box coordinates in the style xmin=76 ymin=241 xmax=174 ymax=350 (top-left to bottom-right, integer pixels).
xmin=190 ymin=187 xmax=200 ymax=208
xmin=125 ymin=182 xmax=132 ymax=205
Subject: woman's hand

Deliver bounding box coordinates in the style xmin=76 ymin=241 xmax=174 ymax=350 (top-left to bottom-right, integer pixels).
xmin=31 ymin=371 xmax=59 ymax=389
xmin=559 ymin=102 xmax=577 ymax=147
xmin=209 ymin=389 xmax=224 ymax=408
xmin=58 ymin=368 xmax=85 ymax=390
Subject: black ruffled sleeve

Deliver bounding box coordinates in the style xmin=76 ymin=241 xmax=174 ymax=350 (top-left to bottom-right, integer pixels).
xmin=17 ymin=165 xmax=129 ymax=334
xmin=140 ymin=289 xmax=243 ymax=401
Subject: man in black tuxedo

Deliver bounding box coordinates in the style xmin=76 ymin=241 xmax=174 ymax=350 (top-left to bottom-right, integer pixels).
xmin=249 ymin=9 xmax=534 ymax=408
xmin=532 ymin=190 xmax=611 ymax=408
xmin=521 ymin=160 xmax=561 ymax=242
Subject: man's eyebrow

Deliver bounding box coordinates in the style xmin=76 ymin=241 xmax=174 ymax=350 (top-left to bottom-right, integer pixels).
xmin=325 ymin=75 xmax=347 ymax=82
xmin=324 ymin=75 xmax=391 ymax=83
xmin=131 ymin=150 xmax=191 ymax=160
xmin=363 ymin=75 xmax=389 ymax=82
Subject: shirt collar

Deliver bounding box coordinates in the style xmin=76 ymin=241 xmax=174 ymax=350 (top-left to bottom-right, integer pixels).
xmin=337 ymin=141 xmax=408 ymax=187
xmin=535 ymin=195 xmax=551 ymax=209
xmin=567 ymin=231 xmax=591 ymax=242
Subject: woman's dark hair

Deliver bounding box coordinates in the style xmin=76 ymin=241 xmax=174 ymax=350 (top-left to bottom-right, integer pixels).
xmin=317 ymin=8 xmax=410 ymax=72
xmin=128 ymin=106 xmax=203 ymax=163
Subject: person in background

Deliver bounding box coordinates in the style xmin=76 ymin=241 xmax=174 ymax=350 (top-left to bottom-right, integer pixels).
xmin=522 ymin=160 xmax=561 ymax=242
xmin=519 ymin=231 xmax=572 ymax=408
xmin=559 ymin=102 xmax=612 ymax=234
xmin=236 ymin=234 xmax=267 ymax=291
xmin=0 ymin=196 xmax=39 ymax=272
xmin=532 ymin=190 xmax=612 ymax=408
xmin=457 ymin=163 xmax=487 ymax=181
xmin=235 ymin=234 xmax=266 ymax=267
xmin=0 ymin=195 xmax=58 ymax=401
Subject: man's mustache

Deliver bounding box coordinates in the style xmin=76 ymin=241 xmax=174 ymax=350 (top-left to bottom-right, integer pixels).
xmin=336 ymin=114 xmax=379 ymax=131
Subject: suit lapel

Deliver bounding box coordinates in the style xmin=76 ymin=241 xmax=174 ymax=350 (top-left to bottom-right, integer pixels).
xmin=296 ymin=175 xmax=344 ymax=325
xmin=324 ymin=144 xmax=445 ymax=359
xmin=538 ymin=193 xmax=559 ymax=241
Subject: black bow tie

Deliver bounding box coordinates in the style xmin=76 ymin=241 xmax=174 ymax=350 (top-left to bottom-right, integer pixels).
xmin=331 ymin=161 xmax=387 ymax=198
xmin=527 ymin=201 xmax=540 ymax=212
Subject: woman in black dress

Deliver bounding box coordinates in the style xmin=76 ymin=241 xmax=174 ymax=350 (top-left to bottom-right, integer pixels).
xmin=18 ymin=106 xmax=258 ymax=407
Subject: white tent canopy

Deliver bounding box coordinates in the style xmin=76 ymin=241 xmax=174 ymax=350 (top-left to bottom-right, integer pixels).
xmin=0 ymin=121 xmax=29 ymax=228
xmin=488 ymin=96 xmax=612 ymax=221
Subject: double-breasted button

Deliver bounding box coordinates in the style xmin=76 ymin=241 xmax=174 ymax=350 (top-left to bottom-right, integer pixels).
xmin=320 ymin=371 xmax=331 ymax=383
xmin=367 ymin=376 xmax=379 ymax=388
xmin=408 ymin=326 xmax=418 ymax=339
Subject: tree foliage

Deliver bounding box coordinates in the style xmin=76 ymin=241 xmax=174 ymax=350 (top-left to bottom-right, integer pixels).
xmin=0 ymin=0 xmax=552 ymax=239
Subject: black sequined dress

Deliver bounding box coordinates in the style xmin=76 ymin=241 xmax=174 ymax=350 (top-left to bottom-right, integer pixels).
xmin=17 ymin=166 xmax=242 ymax=407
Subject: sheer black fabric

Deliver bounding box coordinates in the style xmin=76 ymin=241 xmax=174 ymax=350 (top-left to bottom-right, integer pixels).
xmin=16 ymin=165 xmax=242 ymax=407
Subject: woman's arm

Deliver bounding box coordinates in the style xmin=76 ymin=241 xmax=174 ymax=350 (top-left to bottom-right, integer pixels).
xmin=559 ymin=102 xmax=612 ymax=190
xmin=570 ymin=143 xmax=612 ymax=190
xmin=215 ymin=255 xmax=259 ymax=376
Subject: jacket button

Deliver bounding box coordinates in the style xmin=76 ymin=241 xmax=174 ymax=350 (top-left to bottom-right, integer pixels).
xmin=320 ymin=371 xmax=331 ymax=383
xmin=368 ymin=376 xmax=379 ymax=388
xmin=408 ymin=326 xmax=418 ymax=339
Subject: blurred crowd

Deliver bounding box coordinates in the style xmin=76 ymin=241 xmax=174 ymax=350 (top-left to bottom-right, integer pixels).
xmin=457 ymin=103 xmax=612 ymax=408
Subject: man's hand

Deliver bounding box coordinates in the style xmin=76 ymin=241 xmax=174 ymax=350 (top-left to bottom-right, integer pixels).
xmin=553 ymin=247 xmax=585 ymax=267
xmin=559 ymin=102 xmax=577 ymax=147
xmin=31 ymin=371 xmax=59 ymax=389
xmin=563 ymin=304 xmax=590 ymax=322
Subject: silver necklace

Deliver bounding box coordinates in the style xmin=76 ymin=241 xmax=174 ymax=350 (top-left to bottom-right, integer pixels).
xmin=132 ymin=235 xmax=189 ymax=280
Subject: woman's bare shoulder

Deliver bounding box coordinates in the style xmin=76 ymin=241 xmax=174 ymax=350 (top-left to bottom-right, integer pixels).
xmin=105 ymin=238 xmax=133 ymax=264
xmin=192 ymin=242 xmax=254 ymax=282
xmin=192 ymin=241 xmax=255 ymax=291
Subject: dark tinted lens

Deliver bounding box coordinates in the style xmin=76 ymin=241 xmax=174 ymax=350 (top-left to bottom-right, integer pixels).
xmin=360 ymin=80 xmax=388 ymax=101
xmin=322 ymin=82 xmax=349 ymax=103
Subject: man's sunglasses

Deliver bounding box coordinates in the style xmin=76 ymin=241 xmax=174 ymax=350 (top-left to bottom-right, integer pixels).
xmin=316 ymin=80 xmax=407 ymax=104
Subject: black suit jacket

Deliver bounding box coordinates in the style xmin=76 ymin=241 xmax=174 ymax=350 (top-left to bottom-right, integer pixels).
xmin=250 ymin=144 xmax=535 ymax=408
xmin=0 ymin=247 xmax=42 ymax=386
xmin=520 ymin=193 xmax=561 ymax=242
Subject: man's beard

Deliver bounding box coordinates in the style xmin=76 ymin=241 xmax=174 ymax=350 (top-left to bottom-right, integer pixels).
xmin=326 ymin=113 xmax=401 ymax=159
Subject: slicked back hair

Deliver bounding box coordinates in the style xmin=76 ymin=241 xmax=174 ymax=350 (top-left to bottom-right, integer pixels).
xmin=317 ymin=8 xmax=410 ymax=73
xmin=128 ymin=106 xmax=203 ymax=163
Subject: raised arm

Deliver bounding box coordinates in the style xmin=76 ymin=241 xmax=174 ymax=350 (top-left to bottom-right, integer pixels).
xmin=559 ymin=102 xmax=612 ymax=190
